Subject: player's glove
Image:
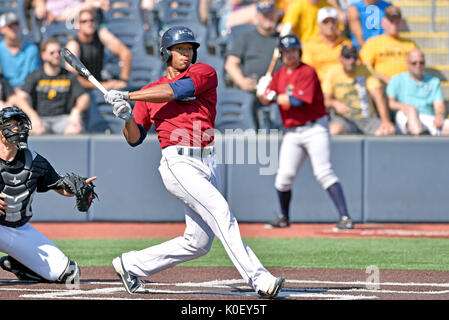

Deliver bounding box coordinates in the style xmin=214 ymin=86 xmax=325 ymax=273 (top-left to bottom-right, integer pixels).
xmin=256 ymin=75 xmax=272 ymax=96
xmin=57 ymin=173 xmax=98 ymax=212
xmin=104 ymin=90 xmax=130 ymax=104
xmin=112 ymin=99 xmax=134 ymax=122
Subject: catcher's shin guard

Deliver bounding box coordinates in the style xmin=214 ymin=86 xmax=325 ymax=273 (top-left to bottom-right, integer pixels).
xmin=57 ymin=259 xmax=81 ymax=284
xmin=0 ymin=255 xmax=49 ymax=282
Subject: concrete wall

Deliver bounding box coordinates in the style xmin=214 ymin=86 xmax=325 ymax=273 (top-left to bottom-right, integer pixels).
xmin=27 ymin=134 xmax=449 ymax=223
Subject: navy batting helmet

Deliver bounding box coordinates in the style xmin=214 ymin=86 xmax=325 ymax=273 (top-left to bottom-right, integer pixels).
xmin=160 ymin=26 xmax=200 ymax=64
xmin=279 ymin=34 xmax=302 ymax=52
xmin=0 ymin=107 xmax=31 ymax=149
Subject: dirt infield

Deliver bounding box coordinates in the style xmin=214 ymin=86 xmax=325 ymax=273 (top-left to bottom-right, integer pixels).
xmin=2 ymin=222 xmax=449 ymax=302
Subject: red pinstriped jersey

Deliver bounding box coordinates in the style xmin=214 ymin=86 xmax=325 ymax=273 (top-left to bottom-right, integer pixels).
xmin=133 ymin=63 xmax=218 ymax=148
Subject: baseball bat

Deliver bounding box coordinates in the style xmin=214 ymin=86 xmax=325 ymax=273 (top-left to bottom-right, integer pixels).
xmin=264 ymin=23 xmax=292 ymax=77
xmin=60 ymin=48 xmax=108 ymax=95
xmin=265 ymin=48 xmax=280 ymax=77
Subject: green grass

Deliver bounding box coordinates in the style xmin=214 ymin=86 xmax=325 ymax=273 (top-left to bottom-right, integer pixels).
xmin=47 ymin=237 xmax=449 ymax=271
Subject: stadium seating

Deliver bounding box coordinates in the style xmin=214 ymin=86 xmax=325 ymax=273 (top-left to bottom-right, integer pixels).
xmin=215 ymin=88 xmax=256 ymax=132
xmin=40 ymin=21 xmax=77 ymax=47
xmin=87 ymin=90 xmax=126 ymax=134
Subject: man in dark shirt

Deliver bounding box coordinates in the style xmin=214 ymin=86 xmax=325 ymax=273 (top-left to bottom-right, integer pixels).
xmin=0 ymin=74 xmax=15 ymax=107
xmin=224 ymin=0 xmax=283 ymax=129
xmin=65 ymin=7 xmax=132 ymax=90
xmin=16 ymin=38 xmax=90 ymax=135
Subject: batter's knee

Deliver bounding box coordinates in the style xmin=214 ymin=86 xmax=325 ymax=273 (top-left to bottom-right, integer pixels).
xmin=274 ymin=171 xmax=296 ymax=192
xmin=183 ymin=233 xmax=214 ymax=258
xmin=315 ymin=168 xmax=339 ymax=190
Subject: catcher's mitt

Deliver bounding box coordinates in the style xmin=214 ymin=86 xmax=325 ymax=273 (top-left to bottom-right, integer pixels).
xmin=58 ymin=173 xmax=98 ymax=212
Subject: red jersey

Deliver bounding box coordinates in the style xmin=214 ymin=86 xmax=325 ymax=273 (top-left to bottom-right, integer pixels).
xmin=268 ymin=62 xmax=327 ymax=128
xmin=133 ymin=63 xmax=218 ymax=148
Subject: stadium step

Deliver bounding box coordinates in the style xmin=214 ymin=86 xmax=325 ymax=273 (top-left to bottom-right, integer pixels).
xmin=403 ymin=17 xmax=449 ymax=33
xmin=392 ymin=0 xmax=449 ymax=18
xmin=400 ymin=32 xmax=449 ymax=49
xmin=421 ymin=48 xmax=449 ymax=65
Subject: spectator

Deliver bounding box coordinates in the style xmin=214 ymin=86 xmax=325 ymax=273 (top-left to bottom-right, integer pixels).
xmin=141 ymin=0 xmax=211 ymax=26
xmin=65 ymin=7 xmax=132 ymax=90
xmin=347 ymin=0 xmax=392 ymax=50
xmin=279 ymin=0 xmax=344 ymax=42
xmin=360 ymin=6 xmax=418 ymax=85
xmin=386 ymin=48 xmax=449 ymax=136
xmin=224 ymin=0 xmax=282 ymax=126
xmin=302 ymin=6 xmax=353 ymax=82
xmin=15 ymin=38 xmax=90 ymax=135
xmin=33 ymin=1 xmax=111 ymax=25
xmin=0 ymin=12 xmax=40 ymax=89
xmin=322 ymin=44 xmax=395 ymax=136
xmin=225 ymin=0 xmax=282 ymax=92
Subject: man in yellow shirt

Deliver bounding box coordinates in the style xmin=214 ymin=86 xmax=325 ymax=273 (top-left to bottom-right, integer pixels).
xmin=323 ymin=44 xmax=395 ymax=135
xmin=302 ymin=6 xmax=353 ymax=82
xmin=280 ymin=0 xmax=329 ymax=41
xmin=360 ymin=6 xmax=418 ymax=85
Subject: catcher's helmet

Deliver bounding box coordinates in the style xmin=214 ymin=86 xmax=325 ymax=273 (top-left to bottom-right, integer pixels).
xmin=0 ymin=107 xmax=31 ymax=149
xmin=278 ymin=34 xmax=302 ymax=58
xmin=160 ymin=26 xmax=200 ymax=64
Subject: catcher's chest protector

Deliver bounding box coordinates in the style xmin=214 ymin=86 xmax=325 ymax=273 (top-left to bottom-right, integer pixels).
xmin=0 ymin=149 xmax=39 ymax=228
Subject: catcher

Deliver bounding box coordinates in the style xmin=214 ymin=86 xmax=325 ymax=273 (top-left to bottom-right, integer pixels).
xmin=0 ymin=106 xmax=97 ymax=284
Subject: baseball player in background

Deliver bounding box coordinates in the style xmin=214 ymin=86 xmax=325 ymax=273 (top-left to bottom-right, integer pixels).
xmin=258 ymin=34 xmax=354 ymax=230
xmin=103 ymin=26 xmax=285 ymax=298
xmin=0 ymin=107 xmax=96 ymax=284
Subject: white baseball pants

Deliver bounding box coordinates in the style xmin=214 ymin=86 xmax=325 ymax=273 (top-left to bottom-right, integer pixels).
xmin=0 ymin=223 xmax=69 ymax=281
xmin=121 ymin=146 xmax=276 ymax=293
xmin=275 ymin=116 xmax=339 ymax=192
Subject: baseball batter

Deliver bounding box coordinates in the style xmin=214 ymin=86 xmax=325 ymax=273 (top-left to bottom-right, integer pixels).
xmin=104 ymin=26 xmax=285 ymax=298
xmin=0 ymin=107 xmax=96 ymax=284
xmin=258 ymin=34 xmax=354 ymax=230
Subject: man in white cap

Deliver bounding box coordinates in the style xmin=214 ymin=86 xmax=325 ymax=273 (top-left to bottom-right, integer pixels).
xmin=0 ymin=12 xmax=40 ymax=89
xmin=302 ymin=6 xmax=352 ymax=82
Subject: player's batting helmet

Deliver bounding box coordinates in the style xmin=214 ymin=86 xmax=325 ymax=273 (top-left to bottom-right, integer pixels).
xmin=278 ymin=34 xmax=302 ymax=58
xmin=160 ymin=26 xmax=201 ymax=64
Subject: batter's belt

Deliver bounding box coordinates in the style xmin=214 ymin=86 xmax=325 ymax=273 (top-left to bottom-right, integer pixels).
xmin=176 ymin=146 xmax=214 ymax=158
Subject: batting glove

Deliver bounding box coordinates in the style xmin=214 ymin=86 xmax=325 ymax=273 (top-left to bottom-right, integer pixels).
xmin=112 ymin=99 xmax=134 ymax=123
xmin=264 ymin=89 xmax=277 ymax=102
xmin=256 ymin=75 xmax=272 ymax=96
xmin=104 ymin=90 xmax=130 ymax=104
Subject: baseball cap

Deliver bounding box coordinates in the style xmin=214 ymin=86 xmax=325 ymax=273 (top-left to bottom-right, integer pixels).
xmin=341 ymin=44 xmax=358 ymax=57
xmin=257 ymin=0 xmax=275 ymax=14
xmin=317 ymin=6 xmax=338 ymax=23
xmin=0 ymin=12 xmax=19 ymax=27
xmin=384 ymin=6 xmax=402 ymax=20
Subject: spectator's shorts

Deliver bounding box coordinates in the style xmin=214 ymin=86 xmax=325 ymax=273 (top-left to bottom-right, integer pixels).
xmin=331 ymin=115 xmax=381 ymax=135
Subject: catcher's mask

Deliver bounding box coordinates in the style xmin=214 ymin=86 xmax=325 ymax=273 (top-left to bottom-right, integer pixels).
xmin=0 ymin=107 xmax=32 ymax=150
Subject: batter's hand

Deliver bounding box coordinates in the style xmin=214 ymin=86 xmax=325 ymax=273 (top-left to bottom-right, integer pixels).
xmin=104 ymin=90 xmax=130 ymax=104
xmin=112 ymin=99 xmax=134 ymax=122
xmin=256 ymin=75 xmax=272 ymax=96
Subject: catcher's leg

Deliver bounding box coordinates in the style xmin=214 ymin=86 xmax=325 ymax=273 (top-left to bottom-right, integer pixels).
xmin=0 ymin=255 xmax=49 ymax=282
xmin=0 ymin=223 xmax=69 ymax=282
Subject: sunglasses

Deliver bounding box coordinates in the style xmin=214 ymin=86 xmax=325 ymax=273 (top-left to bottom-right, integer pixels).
xmin=410 ymin=61 xmax=425 ymax=66
xmin=80 ymin=18 xmax=95 ymax=24
xmin=342 ymin=54 xmax=358 ymax=60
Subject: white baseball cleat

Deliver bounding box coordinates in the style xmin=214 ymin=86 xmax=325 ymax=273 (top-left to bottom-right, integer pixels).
xmin=112 ymin=255 xmax=148 ymax=294
xmin=258 ymin=277 xmax=285 ymax=298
